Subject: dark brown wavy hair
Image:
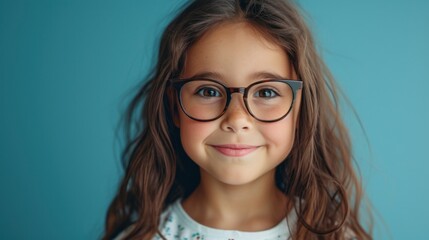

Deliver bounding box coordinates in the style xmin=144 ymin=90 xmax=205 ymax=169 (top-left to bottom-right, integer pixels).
xmin=102 ymin=0 xmax=373 ymax=239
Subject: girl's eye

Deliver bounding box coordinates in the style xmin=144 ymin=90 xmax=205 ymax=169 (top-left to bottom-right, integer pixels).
xmin=196 ymin=87 xmax=222 ymax=97
xmin=254 ymin=88 xmax=279 ymax=98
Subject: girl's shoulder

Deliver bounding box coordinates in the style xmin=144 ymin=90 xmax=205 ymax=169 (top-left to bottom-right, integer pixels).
xmin=113 ymin=225 xmax=134 ymax=240
xmin=113 ymin=202 xmax=176 ymax=240
xmin=113 ymin=200 xmax=183 ymax=240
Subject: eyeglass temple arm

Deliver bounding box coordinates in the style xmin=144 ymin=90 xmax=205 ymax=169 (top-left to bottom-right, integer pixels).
xmin=287 ymin=80 xmax=303 ymax=91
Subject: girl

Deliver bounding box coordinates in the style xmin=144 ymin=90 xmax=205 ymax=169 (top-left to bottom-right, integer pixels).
xmin=103 ymin=0 xmax=373 ymax=239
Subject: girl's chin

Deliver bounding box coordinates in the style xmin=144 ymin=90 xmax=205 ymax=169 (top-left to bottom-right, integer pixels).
xmin=200 ymin=167 xmax=275 ymax=187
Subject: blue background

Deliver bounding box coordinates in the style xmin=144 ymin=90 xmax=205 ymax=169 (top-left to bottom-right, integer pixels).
xmin=1 ymin=0 xmax=428 ymax=239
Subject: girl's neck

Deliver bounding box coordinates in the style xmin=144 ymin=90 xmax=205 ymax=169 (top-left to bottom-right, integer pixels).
xmin=181 ymin=169 xmax=291 ymax=231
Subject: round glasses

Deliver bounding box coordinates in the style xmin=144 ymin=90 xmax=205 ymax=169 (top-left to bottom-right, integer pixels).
xmin=170 ymin=78 xmax=303 ymax=122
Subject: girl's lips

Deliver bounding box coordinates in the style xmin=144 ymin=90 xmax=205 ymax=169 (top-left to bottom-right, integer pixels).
xmin=210 ymin=144 xmax=259 ymax=157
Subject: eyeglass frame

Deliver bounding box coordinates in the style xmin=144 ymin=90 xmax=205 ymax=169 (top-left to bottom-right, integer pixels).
xmin=169 ymin=77 xmax=303 ymax=123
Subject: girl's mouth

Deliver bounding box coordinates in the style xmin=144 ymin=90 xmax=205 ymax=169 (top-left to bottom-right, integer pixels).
xmin=210 ymin=144 xmax=260 ymax=157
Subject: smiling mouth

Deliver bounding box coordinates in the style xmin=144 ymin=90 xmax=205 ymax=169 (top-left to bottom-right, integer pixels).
xmin=210 ymin=144 xmax=260 ymax=157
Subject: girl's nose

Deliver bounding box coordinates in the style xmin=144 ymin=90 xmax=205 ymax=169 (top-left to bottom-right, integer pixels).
xmin=220 ymin=94 xmax=253 ymax=133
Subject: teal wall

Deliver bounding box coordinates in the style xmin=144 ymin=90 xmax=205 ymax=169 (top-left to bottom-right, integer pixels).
xmin=1 ymin=0 xmax=427 ymax=239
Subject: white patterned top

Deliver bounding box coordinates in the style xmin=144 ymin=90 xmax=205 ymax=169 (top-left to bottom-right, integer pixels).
xmin=115 ymin=199 xmax=297 ymax=240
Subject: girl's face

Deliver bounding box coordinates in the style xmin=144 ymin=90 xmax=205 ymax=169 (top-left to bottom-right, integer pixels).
xmin=176 ymin=22 xmax=301 ymax=186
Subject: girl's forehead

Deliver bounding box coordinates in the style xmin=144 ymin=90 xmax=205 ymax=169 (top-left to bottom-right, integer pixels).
xmin=182 ymin=21 xmax=292 ymax=82
xmin=193 ymin=21 xmax=281 ymax=55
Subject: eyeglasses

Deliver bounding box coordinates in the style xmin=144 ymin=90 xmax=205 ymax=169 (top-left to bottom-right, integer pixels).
xmin=170 ymin=78 xmax=303 ymax=122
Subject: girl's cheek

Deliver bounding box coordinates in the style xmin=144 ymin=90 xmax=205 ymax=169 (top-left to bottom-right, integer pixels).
xmin=179 ymin=117 xmax=215 ymax=144
xmin=259 ymin=116 xmax=297 ymax=150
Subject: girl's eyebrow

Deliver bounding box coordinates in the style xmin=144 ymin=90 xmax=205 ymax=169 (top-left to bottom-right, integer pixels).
xmin=188 ymin=71 xmax=225 ymax=80
xmin=188 ymin=71 xmax=288 ymax=81
xmin=250 ymin=71 xmax=288 ymax=80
